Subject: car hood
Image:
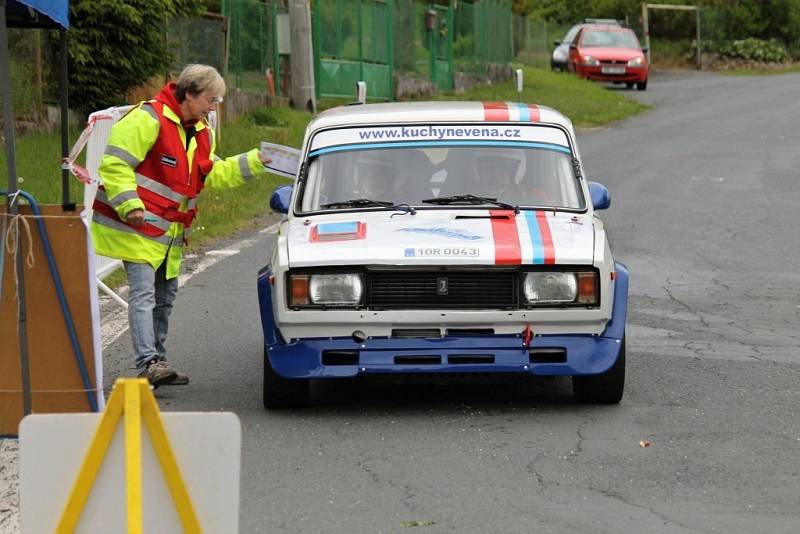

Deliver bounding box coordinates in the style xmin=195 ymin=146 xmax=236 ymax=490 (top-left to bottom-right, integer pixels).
xmin=286 ymin=210 xmax=595 ymax=267
xmin=579 ymin=46 xmax=643 ymax=61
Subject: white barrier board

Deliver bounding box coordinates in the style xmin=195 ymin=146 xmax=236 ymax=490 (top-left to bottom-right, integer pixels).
xmin=19 ymin=412 xmax=240 ymax=533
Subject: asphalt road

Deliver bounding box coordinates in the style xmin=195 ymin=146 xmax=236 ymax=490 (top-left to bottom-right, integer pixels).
xmin=104 ymin=70 xmax=800 ymax=533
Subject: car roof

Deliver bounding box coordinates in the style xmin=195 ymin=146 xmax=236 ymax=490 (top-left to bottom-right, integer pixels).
xmin=581 ymin=24 xmax=633 ymax=32
xmin=582 ymin=17 xmax=622 ymax=25
xmin=307 ymin=101 xmax=573 ymax=132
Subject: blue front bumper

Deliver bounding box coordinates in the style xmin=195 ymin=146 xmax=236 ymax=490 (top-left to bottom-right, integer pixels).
xmin=257 ymin=263 xmax=629 ymax=379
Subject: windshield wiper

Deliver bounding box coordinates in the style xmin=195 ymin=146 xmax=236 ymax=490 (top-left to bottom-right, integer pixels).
xmin=421 ymin=194 xmax=519 ymax=214
xmin=320 ymin=198 xmax=395 ymax=209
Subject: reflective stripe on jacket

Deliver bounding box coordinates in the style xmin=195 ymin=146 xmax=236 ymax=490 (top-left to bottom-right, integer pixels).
xmin=90 ymin=83 xmax=267 ymax=279
xmin=93 ymin=99 xmax=212 ymax=239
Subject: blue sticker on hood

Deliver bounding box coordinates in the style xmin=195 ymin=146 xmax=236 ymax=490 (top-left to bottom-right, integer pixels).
xmin=398 ymin=227 xmax=483 ymax=241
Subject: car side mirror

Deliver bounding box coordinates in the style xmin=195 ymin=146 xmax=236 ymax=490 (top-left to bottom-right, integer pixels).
xmin=270 ymin=185 xmax=293 ymax=214
xmin=553 ymin=39 xmax=561 ymax=46
xmin=588 ymin=181 xmax=610 ymax=210
xmin=641 ymin=47 xmax=649 ymax=54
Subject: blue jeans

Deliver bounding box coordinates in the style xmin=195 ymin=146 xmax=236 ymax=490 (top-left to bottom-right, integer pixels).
xmin=124 ymin=261 xmax=179 ymax=371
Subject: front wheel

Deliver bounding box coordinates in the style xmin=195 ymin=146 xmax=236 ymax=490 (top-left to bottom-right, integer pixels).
xmin=636 ymin=80 xmax=647 ymax=91
xmin=263 ymin=347 xmax=310 ymax=408
xmin=572 ymin=337 xmax=625 ymax=404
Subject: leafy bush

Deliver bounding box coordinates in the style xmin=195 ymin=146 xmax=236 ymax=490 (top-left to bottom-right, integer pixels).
xmin=717 ymin=38 xmax=791 ymax=62
xmin=66 ymin=0 xmax=207 ymax=115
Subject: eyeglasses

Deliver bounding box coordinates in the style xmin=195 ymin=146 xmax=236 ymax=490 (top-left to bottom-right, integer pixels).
xmin=204 ymin=95 xmax=224 ymax=104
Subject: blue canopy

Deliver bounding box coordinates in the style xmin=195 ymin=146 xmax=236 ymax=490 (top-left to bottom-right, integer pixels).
xmin=5 ymin=0 xmax=69 ymax=29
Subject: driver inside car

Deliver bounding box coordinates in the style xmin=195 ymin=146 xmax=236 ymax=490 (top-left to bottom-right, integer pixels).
xmin=356 ymin=155 xmax=403 ymax=201
xmin=470 ymin=148 xmax=526 ymax=200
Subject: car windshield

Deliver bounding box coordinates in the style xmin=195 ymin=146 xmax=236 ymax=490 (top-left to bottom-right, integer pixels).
xmin=581 ymin=30 xmax=640 ymax=48
xmin=299 ymin=143 xmax=585 ymax=212
xmin=563 ymin=25 xmax=581 ymax=42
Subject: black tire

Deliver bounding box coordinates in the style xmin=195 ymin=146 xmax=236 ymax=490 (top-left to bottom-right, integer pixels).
xmin=263 ymin=347 xmax=310 ymax=408
xmin=625 ymin=82 xmax=634 ymax=89
xmin=636 ymin=80 xmax=647 ymax=91
xmin=572 ymin=336 xmax=625 ymax=404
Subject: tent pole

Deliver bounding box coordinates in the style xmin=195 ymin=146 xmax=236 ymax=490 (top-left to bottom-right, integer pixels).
xmin=1 ymin=0 xmax=17 ymax=197
xmin=0 ymin=0 xmax=33 ymax=417
xmin=60 ymin=28 xmax=73 ymax=210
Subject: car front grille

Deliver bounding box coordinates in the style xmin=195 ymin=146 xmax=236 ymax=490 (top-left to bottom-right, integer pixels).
xmin=369 ymin=269 xmax=518 ymax=310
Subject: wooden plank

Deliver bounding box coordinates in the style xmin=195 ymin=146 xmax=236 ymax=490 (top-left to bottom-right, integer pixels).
xmin=0 ymin=204 xmax=97 ymax=435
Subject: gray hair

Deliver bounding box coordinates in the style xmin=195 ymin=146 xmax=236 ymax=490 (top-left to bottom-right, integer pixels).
xmin=175 ymin=64 xmax=226 ymax=102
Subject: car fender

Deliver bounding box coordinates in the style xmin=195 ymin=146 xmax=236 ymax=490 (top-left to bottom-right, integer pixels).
xmin=601 ymin=261 xmax=629 ymax=340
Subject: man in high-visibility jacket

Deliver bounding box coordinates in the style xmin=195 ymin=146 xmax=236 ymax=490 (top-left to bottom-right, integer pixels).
xmin=91 ymin=64 xmax=271 ymax=387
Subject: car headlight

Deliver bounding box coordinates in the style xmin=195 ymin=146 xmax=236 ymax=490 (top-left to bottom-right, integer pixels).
xmin=290 ymin=273 xmax=364 ymax=307
xmin=627 ymin=56 xmax=645 ymax=66
xmin=580 ymin=55 xmax=599 ymax=66
xmin=522 ymin=271 xmax=598 ymax=306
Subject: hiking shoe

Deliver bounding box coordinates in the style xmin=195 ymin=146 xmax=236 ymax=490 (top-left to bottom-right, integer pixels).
xmin=138 ymin=360 xmax=177 ymax=388
xmin=163 ymin=372 xmax=190 ymax=386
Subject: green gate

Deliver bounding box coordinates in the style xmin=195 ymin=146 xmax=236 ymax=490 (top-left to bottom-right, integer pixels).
xmin=427 ymin=3 xmax=453 ymax=91
xmin=313 ymin=0 xmax=394 ymax=100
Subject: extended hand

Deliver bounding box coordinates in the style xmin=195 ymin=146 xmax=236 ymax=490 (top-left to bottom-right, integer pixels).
xmin=126 ymin=209 xmax=145 ymax=226
xmin=259 ymin=153 xmax=273 ymax=166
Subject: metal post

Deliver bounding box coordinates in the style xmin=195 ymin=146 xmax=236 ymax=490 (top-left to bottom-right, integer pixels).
xmin=696 ymin=7 xmax=702 ymax=69
xmin=386 ymin=0 xmax=394 ymax=100
xmin=313 ymin=0 xmax=321 ymax=101
xmin=1 ymin=1 xmax=16 ymax=199
xmin=0 ymin=0 xmax=33 ymax=416
xmin=506 ymin=0 xmax=512 ymax=64
xmin=428 ymin=5 xmax=436 ymax=85
xmin=642 ymin=2 xmax=650 ymax=65
xmin=272 ymin=2 xmax=281 ymax=96
xmin=357 ymin=0 xmax=363 ymax=85
xmin=448 ymin=1 xmax=454 ymax=90
xmin=60 ymin=29 xmax=73 ymax=210
xmin=236 ymin=1 xmax=241 ymax=88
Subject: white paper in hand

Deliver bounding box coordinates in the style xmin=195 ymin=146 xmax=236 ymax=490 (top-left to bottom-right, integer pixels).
xmin=260 ymin=141 xmax=301 ymax=179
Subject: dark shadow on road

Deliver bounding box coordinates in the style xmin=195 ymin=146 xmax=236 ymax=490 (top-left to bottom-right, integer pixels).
xmin=279 ymin=374 xmax=603 ymax=415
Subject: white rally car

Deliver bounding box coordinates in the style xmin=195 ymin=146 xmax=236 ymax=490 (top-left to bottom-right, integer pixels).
xmin=257 ymin=101 xmax=629 ymax=407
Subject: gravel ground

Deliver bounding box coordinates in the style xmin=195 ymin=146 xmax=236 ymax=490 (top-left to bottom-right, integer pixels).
xmin=0 ymin=439 xmax=19 ymax=534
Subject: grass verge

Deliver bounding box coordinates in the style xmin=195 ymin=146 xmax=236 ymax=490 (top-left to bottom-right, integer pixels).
xmin=1 ymin=66 xmax=647 ymax=256
xmin=720 ymin=64 xmax=800 ymax=76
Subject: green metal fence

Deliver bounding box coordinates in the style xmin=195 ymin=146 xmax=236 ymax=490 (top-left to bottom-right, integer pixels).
xmin=454 ymin=0 xmax=513 ymax=74
xmin=312 ymin=0 xmax=515 ymax=99
xmin=0 ymin=28 xmax=60 ymax=125
xmin=168 ymin=14 xmax=227 ymax=77
xmin=513 ymin=18 xmax=569 ymax=70
xmin=313 ymin=0 xmax=394 ymax=100
xmin=222 ymin=0 xmax=285 ymax=94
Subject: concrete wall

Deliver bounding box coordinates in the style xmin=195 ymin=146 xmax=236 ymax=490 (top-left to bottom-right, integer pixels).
xmin=222 ymin=87 xmax=289 ymax=122
xmin=393 ymin=64 xmax=513 ymax=100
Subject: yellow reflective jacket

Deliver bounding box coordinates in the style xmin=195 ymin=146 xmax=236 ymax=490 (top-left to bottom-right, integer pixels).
xmin=91 ymin=96 xmax=267 ymax=279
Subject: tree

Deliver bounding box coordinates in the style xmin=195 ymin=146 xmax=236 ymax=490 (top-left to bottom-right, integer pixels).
xmin=66 ymin=0 xmax=207 ymax=114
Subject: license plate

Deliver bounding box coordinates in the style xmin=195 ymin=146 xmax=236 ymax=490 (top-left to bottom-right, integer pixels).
xmin=601 ymin=66 xmax=626 ymax=75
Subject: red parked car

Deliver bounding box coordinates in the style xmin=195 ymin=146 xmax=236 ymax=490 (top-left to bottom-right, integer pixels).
xmin=568 ymin=25 xmax=649 ymax=90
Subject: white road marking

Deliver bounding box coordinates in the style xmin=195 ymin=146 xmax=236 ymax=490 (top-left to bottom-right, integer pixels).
xmin=206 ymin=249 xmax=241 ymax=256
